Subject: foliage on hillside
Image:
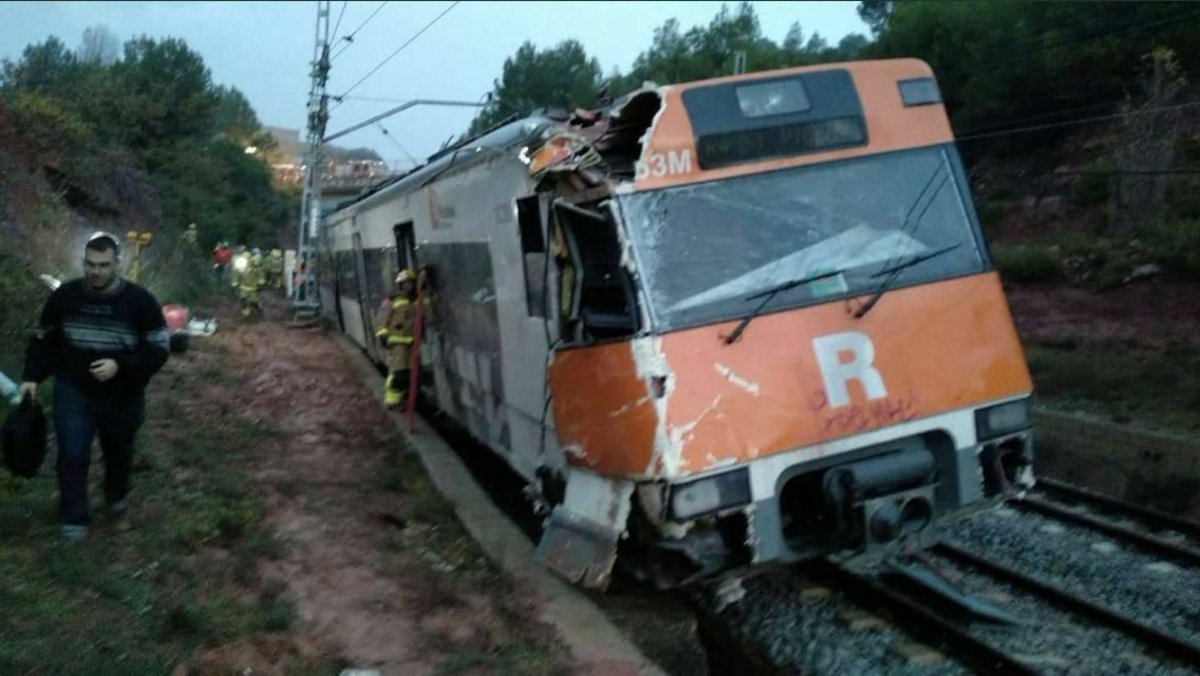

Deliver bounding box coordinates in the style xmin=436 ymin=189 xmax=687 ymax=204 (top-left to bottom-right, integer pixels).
xmin=469 ymin=2 xmax=866 ymax=134
xmin=0 ymin=34 xmax=293 ymax=253
xmin=0 ymin=30 xmax=294 ymax=382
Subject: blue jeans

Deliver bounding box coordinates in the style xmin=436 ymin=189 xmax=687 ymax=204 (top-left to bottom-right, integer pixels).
xmin=53 ymin=379 xmax=145 ymax=526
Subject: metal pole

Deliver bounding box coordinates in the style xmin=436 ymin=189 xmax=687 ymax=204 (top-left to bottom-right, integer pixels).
xmin=323 ymin=99 xmax=485 ymax=143
xmin=294 ymin=0 xmax=331 ymax=310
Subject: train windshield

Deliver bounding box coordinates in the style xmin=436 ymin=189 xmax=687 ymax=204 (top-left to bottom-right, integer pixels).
xmin=618 ymin=145 xmax=988 ymax=331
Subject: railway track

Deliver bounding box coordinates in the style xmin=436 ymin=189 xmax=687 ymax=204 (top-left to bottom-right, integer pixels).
xmin=705 ymin=482 xmax=1200 ymax=675
xmin=801 ymin=542 xmax=1200 ymax=674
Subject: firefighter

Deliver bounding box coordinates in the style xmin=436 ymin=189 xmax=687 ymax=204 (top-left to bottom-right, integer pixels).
xmin=231 ymin=249 xmax=267 ymax=319
xmin=212 ymin=241 xmax=233 ymax=282
xmin=375 ymin=269 xmax=417 ymax=407
xmin=183 ymin=223 xmax=199 ymax=247
xmin=266 ymin=249 xmax=284 ymax=290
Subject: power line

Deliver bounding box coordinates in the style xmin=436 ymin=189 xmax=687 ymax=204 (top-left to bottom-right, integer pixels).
xmin=956 ymin=100 xmax=1121 ymax=138
xmin=330 ymin=0 xmax=390 ymax=61
xmin=956 ymin=99 xmax=1200 ymax=143
xmin=330 ymin=1 xmax=349 ymax=45
xmin=953 ymin=64 xmax=1200 ymax=138
xmin=334 ymin=1 xmax=461 ymax=103
xmin=337 ymin=94 xmax=413 ymax=103
xmin=325 ymin=98 xmax=485 ymax=142
xmin=375 ymin=122 xmax=418 ymax=165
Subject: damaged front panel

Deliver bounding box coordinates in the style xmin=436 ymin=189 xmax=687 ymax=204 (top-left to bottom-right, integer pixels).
xmin=535 ymin=468 xmax=635 ymax=590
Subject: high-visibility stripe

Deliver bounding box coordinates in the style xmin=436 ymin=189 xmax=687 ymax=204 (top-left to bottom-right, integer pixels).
xmin=392 ymin=298 xmax=410 ymax=308
xmin=387 ymin=335 xmax=413 ymax=346
xmin=375 ymin=328 xmax=390 ymax=337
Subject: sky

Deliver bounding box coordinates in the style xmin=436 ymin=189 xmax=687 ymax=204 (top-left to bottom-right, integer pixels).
xmin=0 ymin=1 xmax=868 ymax=170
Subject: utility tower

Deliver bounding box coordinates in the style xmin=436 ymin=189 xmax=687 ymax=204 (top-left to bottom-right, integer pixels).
xmin=295 ymin=0 xmax=331 ymax=310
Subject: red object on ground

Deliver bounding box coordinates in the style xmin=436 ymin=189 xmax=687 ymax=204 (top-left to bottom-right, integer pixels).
xmin=405 ymin=271 xmax=426 ymax=433
xmin=163 ymin=304 xmax=190 ymax=331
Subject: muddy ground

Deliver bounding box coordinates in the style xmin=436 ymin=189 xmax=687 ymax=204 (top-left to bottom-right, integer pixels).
xmin=1005 ymin=279 xmax=1200 ymax=350
xmin=181 ymin=299 xmax=572 ymax=675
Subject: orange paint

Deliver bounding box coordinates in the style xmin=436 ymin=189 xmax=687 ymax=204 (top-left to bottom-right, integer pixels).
xmin=548 ymin=273 xmax=1032 ymax=479
xmin=548 ymin=341 xmax=657 ymax=475
xmin=633 ymin=59 xmax=952 ymax=192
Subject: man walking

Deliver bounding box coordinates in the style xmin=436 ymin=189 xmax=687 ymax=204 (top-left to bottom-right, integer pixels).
xmin=19 ymin=232 xmax=170 ymax=540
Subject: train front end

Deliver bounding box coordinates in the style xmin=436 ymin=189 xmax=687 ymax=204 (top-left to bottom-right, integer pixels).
xmin=540 ymin=59 xmax=1034 ymax=589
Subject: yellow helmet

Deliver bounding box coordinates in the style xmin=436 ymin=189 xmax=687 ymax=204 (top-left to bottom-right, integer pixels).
xmin=394 ymin=268 xmax=416 ymax=285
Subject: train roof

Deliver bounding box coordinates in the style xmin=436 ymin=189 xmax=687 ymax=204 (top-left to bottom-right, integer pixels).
xmin=325 ymin=114 xmax=559 ymax=220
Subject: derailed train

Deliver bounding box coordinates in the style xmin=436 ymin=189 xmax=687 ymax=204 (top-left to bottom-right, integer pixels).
xmin=320 ymin=59 xmax=1036 ymax=590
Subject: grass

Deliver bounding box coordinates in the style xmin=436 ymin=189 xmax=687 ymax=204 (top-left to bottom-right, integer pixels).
xmin=991 ymin=244 xmax=1064 ymax=283
xmin=370 ymin=444 xmax=570 ymax=675
xmin=1028 ymin=343 xmax=1200 ymax=431
xmin=0 ymin=336 xmax=318 ymax=673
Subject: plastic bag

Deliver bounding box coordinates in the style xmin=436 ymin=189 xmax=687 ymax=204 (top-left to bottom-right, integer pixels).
xmin=2 ymin=397 xmax=48 ymax=478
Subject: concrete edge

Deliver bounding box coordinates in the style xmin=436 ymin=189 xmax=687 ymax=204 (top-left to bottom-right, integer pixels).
xmin=336 ymin=336 xmax=665 ymax=676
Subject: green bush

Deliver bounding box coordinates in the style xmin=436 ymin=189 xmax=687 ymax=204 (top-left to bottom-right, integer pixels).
xmin=1136 ymin=219 xmax=1200 ymax=277
xmin=976 ymin=200 xmax=1008 ymax=227
xmin=991 ymin=244 xmax=1064 ymax=283
xmin=1072 ymin=159 xmax=1115 ymax=208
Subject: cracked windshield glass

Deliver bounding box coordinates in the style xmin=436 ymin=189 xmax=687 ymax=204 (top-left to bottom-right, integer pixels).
xmin=620 ymin=145 xmax=987 ymax=330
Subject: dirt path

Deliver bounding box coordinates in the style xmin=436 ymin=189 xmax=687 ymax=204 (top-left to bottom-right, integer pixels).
xmin=193 ymin=301 xmax=570 ymax=675
xmin=1005 ymin=279 xmax=1200 ymax=350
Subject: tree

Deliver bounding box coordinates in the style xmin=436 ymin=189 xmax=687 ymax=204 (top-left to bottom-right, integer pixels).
xmin=857 ymin=0 xmax=894 ymax=37
xmin=101 ymin=37 xmax=218 ymax=149
xmin=0 ymin=37 xmax=82 ymax=97
xmin=213 ymin=85 xmax=260 ymax=142
xmin=1115 ymin=48 xmax=1188 ymax=221
xmin=865 ymin=1 xmax=1200 ymax=137
xmin=469 ymin=39 xmax=602 ymax=134
xmin=613 ymin=3 xmax=864 ymax=97
xmin=78 ymin=25 xmax=119 ymax=65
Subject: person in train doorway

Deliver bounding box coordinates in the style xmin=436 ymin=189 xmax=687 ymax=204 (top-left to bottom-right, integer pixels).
xmin=375 ymin=268 xmax=419 ymax=408
xmin=18 ymin=231 xmax=170 ymax=540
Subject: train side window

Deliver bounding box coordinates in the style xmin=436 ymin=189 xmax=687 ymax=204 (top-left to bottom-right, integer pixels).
xmin=553 ymin=200 xmax=639 ymax=343
xmin=516 ymin=195 xmax=546 ymax=318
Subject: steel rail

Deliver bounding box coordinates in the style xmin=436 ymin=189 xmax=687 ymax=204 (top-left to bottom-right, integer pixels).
xmin=1012 ymin=495 xmax=1200 ymax=569
xmin=1035 ymin=477 xmax=1200 ymax=540
xmin=808 ymin=560 xmax=1038 ymax=675
xmin=934 ymin=542 xmax=1200 ymax=666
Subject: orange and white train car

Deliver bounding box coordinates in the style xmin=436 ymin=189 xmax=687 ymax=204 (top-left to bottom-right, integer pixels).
xmin=322 ymin=59 xmax=1035 ymax=590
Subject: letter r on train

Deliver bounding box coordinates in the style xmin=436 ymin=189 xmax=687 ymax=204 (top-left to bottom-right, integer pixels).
xmin=812 ymin=331 xmax=888 ymax=408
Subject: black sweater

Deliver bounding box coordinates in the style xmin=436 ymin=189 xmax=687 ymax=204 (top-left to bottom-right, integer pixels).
xmin=22 ymin=279 xmax=170 ymax=396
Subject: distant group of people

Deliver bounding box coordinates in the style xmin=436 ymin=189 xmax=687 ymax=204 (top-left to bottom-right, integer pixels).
xmin=211 ymin=243 xmax=285 ymax=318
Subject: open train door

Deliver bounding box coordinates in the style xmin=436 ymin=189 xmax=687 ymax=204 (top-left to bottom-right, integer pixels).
xmin=393 ymin=221 xmax=417 ymax=271
xmin=351 ymin=233 xmax=374 ymax=351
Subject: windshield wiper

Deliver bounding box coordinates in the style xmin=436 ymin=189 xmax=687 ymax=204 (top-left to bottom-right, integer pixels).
xmin=854 ymin=243 xmax=961 ymax=318
xmin=723 ymin=269 xmax=844 ymax=344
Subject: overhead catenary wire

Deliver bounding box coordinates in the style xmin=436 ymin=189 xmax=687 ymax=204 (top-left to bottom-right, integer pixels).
xmin=330 ymin=0 xmax=390 ymax=61
xmin=952 ymin=65 xmax=1200 ymax=138
xmin=333 ymin=0 xmax=461 ymax=105
xmin=956 ymin=99 xmax=1200 ymax=143
xmin=374 ymin=122 xmax=418 ymax=166
xmin=329 ymin=1 xmax=349 ymax=46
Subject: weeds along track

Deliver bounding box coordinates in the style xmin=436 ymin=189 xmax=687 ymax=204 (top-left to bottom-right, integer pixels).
xmin=697 ymin=485 xmax=1200 ymax=675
